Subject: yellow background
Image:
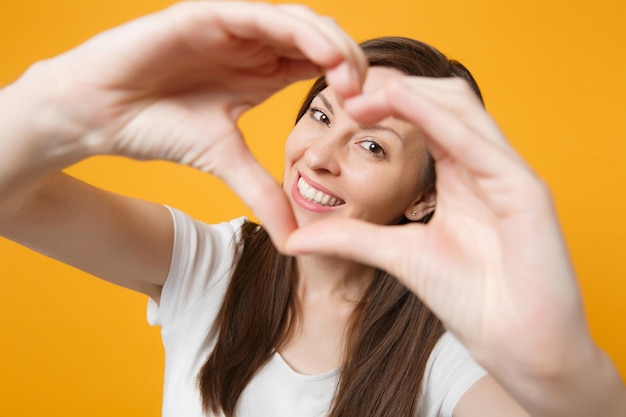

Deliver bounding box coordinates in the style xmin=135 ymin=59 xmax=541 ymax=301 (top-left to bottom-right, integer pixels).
xmin=1 ymin=0 xmax=624 ymax=415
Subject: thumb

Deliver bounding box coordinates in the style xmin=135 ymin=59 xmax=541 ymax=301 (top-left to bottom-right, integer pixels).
xmin=285 ymin=218 xmax=418 ymax=279
xmin=214 ymin=140 xmax=297 ymax=251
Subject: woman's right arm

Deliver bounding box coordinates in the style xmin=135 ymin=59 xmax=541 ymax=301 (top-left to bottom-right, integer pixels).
xmin=0 ymin=1 xmax=367 ymax=300
xmin=0 ymin=174 xmax=174 ymax=302
xmin=0 ymin=73 xmax=174 ymax=301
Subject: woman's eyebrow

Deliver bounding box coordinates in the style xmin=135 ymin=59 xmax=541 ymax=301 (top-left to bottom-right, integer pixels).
xmin=317 ymin=93 xmax=334 ymax=115
xmin=317 ymin=93 xmax=404 ymax=143
xmin=359 ymin=124 xmax=404 ymax=142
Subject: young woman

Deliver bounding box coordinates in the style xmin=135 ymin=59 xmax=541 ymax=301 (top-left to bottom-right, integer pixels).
xmin=176 ymin=38 xmax=517 ymax=417
xmin=1 ymin=2 xmax=624 ymax=417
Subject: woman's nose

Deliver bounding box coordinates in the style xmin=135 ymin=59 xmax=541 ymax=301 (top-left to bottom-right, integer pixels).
xmin=303 ymin=134 xmax=342 ymax=175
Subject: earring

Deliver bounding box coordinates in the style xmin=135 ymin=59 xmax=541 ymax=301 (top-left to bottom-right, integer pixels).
xmin=411 ymin=210 xmax=417 ymax=217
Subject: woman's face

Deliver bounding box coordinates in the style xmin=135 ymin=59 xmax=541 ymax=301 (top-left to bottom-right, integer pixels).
xmin=284 ymin=67 xmax=431 ymax=227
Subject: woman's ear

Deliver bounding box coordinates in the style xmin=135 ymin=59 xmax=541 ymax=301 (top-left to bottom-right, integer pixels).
xmin=404 ymin=191 xmax=436 ymax=222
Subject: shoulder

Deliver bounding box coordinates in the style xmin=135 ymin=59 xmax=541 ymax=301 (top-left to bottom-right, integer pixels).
xmin=165 ymin=206 xmax=248 ymax=283
xmin=148 ymin=207 xmax=249 ymax=327
xmin=167 ymin=206 xmax=248 ymax=246
xmin=418 ymin=332 xmax=487 ymax=417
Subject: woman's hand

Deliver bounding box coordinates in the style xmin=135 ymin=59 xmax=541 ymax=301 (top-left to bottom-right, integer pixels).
xmin=288 ymin=76 xmax=580 ymax=358
xmin=285 ymin=76 xmax=625 ymax=416
xmin=5 ymin=1 xmax=367 ymax=247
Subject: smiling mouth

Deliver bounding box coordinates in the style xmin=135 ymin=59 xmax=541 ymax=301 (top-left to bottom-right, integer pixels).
xmin=297 ymin=177 xmax=344 ymax=207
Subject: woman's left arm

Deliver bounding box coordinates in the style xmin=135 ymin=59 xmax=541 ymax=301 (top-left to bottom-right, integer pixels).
xmin=286 ymin=75 xmax=626 ymax=417
xmin=453 ymin=375 xmax=530 ymax=417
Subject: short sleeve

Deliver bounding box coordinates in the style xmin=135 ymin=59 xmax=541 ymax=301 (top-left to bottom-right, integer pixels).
xmin=146 ymin=207 xmax=246 ymax=330
xmin=418 ymin=332 xmax=487 ymax=417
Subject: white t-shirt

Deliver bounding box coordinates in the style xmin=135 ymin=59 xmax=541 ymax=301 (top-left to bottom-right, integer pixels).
xmin=148 ymin=207 xmax=486 ymax=417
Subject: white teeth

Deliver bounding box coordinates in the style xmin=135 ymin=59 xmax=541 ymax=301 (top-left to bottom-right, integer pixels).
xmin=297 ymin=177 xmax=343 ymax=207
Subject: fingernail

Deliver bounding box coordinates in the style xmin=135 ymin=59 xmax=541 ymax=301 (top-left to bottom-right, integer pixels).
xmin=330 ymin=61 xmax=360 ymax=98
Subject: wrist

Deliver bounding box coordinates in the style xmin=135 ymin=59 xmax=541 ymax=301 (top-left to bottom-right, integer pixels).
xmin=487 ymin=333 xmax=625 ymax=417
xmin=538 ymin=345 xmax=626 ymax=417
xmin=0 ymin=60 xmax=107 ymax=210
xmin=6 ymin=58 xmax=111 ymax=161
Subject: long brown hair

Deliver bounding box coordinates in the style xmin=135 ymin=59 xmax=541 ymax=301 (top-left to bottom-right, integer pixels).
xmin=198 ymin=37 xmax=484 ymax=417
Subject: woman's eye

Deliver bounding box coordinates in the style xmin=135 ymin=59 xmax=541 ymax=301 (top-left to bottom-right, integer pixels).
xmin=309 ymin=108 xmax=330 ymax=126
xmin=359 ymin=140 xmax=387 ymax=158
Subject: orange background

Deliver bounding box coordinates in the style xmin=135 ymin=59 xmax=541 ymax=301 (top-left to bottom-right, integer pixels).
xmin=1 ymin=0 xmax=624 ymax=415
